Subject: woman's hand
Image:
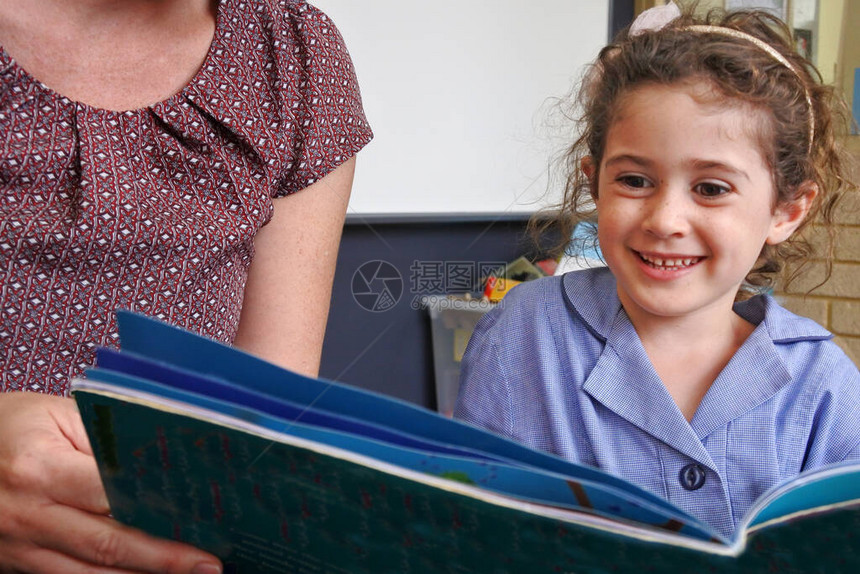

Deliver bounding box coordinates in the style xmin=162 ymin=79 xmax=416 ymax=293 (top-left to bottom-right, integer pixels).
xmin=0 ymin=392 xmax=222 ymax=574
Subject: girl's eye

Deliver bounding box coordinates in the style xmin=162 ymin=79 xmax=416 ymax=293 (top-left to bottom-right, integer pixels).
xmin=617 ymin=175 xmax=651 ymax=189
xmin=695 ymin=182 xmax=731 ymax=197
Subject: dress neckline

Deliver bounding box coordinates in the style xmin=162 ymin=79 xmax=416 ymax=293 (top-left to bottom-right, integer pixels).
xmin=0 ymin=0 xmax=223 ymax=116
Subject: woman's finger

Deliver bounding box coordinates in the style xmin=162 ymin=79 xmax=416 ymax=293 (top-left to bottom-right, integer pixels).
xmin=19 ymin=502 xmax=221 ymax=574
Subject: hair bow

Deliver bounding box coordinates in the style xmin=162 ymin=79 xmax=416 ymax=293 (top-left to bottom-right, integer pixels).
xmin=629 ymin=2 xmax=681 ymax=36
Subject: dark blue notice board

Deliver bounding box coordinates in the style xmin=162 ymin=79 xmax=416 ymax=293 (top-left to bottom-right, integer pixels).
xmin=319 ymin=213 xmax=548 ymax=410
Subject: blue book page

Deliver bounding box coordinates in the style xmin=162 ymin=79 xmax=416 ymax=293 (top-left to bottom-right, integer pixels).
xmin=74 ymin=376 xmax=717 ymax=542
xmin=744 ymin=462 xmax=860 ymax=530
xmin=114 ymin=311 xmax=688 ymax=519
xmin=93 ymin=350 xmax=506 ymax=464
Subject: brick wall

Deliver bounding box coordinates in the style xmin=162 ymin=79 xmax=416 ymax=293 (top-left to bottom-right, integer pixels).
xmin=778 ymin=137 xmax=860 ymax=363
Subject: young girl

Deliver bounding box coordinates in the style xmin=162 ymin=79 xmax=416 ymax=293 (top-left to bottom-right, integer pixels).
xmin=455 ymin=3 xmax=860 ymax=539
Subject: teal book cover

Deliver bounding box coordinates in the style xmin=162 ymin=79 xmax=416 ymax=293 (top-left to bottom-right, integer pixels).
xmin=71 ymin=312 xmax=860 ymax=573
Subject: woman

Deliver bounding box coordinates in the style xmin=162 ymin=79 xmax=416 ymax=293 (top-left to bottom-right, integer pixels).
xmin=0 ymin=0 xmax=372 ymax=571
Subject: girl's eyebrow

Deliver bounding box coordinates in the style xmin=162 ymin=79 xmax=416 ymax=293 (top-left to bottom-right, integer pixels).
xmin=689 ymin=159 xmax=752 ymax=183
xmin=602 ymin=154 xmax=653 ymax=170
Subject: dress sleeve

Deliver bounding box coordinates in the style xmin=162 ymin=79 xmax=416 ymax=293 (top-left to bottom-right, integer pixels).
xmin=275 ymin=1 xmax=373 ymax=196
xmin=453 ymin=312 xmax=514 ymax=437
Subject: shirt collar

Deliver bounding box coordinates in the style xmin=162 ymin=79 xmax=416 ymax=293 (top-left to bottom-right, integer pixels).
xmin=561 ymin=267 xmax=621 ymax=343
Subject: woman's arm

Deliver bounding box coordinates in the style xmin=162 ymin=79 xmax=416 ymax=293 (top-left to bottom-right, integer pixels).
xmin=232 ymin=157 xmax=357 ymax=377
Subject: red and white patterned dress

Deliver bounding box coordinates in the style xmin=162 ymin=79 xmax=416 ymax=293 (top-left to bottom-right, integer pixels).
xmin=0 ymin=0 xmax=373 ymax=395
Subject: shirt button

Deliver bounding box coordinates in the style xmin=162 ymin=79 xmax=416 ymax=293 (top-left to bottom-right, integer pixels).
xmin=679 ymin=463 xmax=706 ymax=490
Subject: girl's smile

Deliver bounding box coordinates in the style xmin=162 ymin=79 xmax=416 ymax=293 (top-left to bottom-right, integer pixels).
xmin=591 ymin=81 xmax=809 ymax=332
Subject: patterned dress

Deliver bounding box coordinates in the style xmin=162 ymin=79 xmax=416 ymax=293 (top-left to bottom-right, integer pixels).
xmin=0 ymin=0 xmax=373 ymax=395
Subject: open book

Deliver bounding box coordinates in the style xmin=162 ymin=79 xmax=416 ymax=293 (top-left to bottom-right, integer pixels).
xmin=70 ymin=312 xmax=860 ymax=573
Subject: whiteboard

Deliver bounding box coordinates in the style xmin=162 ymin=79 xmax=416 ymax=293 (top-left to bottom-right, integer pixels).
xmin=312 ymin=0 xmax=610 ymax=214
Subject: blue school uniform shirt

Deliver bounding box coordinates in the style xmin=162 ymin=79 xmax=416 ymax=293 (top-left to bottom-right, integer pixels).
xmin=454 ymin=267 xmax=860 ymax=538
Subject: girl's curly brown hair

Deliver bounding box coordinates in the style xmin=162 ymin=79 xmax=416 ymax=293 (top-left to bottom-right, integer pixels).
xmin=535 ymin=5 xmax=856 ymax=297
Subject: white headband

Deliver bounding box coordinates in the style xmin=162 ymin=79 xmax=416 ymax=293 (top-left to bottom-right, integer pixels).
xmin=630 ymin=3 xmax=815 ymax=152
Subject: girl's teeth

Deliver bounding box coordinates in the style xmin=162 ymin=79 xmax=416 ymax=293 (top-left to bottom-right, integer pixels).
xmin=642 ymin=255 xmax=698 ymax=268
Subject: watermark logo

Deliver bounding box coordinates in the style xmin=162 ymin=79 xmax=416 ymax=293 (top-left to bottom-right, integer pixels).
xmin=409 ymin=261 xmax=504 ymax=294
xmin=351 ymin=260 xmax=403 ymax=312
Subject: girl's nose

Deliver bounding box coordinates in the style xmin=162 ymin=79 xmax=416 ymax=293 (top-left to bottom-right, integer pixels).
xmin=641 ymin=190 xmax=691 ymax=239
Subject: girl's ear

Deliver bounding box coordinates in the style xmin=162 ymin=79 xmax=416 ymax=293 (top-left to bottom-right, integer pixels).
xmin=581 ymin=156 xmax=596 ymax=178
xmin=766 ymin=181 xmax=818 ymax=245
xmin=581 ymin=156 xmax=597 ymax=199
